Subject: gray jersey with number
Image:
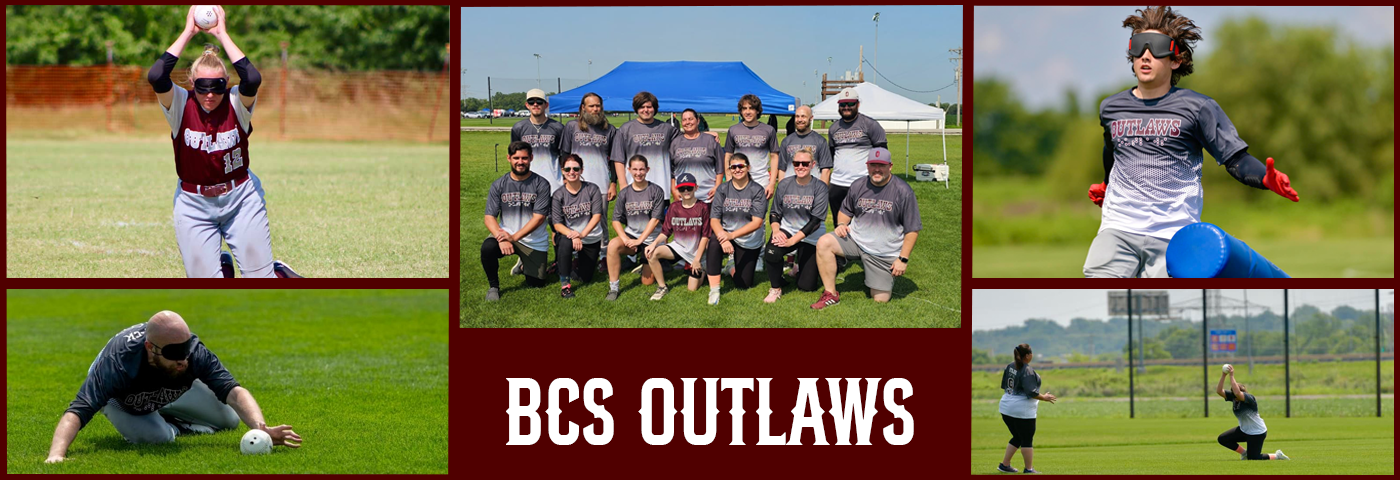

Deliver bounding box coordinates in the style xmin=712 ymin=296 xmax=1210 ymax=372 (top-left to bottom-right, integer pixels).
xmin=725 ymin=122 xmax=778 ymax=188
xmin=770 ymin=176 xmax=829 ymax=246
xmin=612 ymin=182 xmax=666 ymax=244
xmin=711 ymin=180 xmax=769 ymax=250
xmin=840 ymin=176 xmax=921 ymax=258
xmin=559 ymin=120 xmax=617 ymax=199
xmin=613 ymin=119 xmax=679 ymax=200
xmin=485 ymin=172 xmax=553 ymax=251
xmin=1099 ymin=87 xmax=1249 ymax=240
xmin=828 ymin=113 xmax=888 ymax=187
xmin=551 ymin=181 xmax=606 ymax=245
xmin=511 ymin=118 xmax=566 ymax=193
xmin=669 ymin=133 xmax=726 ymax=203
xmin=778 ymin=130 xmax=834 ymax=177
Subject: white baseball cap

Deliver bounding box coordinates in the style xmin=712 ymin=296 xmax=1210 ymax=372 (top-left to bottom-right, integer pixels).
xmin=526 ymin=88 xmax=548 ymax=102
xmin=837 ymin=87 xmax=859 ymax=103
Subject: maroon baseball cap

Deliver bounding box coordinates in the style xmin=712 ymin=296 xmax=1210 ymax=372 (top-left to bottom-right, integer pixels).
xmin=866 ymin=147 xmax=892 ymax=165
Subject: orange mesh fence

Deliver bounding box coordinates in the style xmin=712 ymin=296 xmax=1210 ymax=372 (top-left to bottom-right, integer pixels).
xmin=6 ymin=65 xmax=450 ymax=142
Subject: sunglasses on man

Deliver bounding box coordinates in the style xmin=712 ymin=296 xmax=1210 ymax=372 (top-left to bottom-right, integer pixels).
xmin=151 ymin=337 xmax=197 ymax=361
xmin=1128 ymin=32 xmax=1179 ymax=59
xmin=526 ymin=99 xmax=546 ymax=106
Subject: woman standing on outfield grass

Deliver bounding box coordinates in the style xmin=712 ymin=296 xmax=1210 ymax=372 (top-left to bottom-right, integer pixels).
xmin=997 ymin=344 xmax=1056 ymax=474
xmin=1216 ymin=364 xmax=1289 ymax=461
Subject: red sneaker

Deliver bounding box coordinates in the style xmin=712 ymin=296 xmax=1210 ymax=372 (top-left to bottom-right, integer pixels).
xmin=810 ymin=290 xmax=840 ymax=310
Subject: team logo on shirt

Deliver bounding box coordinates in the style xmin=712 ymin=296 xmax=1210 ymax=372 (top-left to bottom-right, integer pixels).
xmin=625 ymin=200 xmax=655 ymax=216
xmin=671 ymin=216 xmax=705 ymax=226
xmin=1109 ymin=118 xmax=1182 ymax=138
xmin=832 ymin=130 xmax=867 ymax=144
xmin=500 ymin=191 xmax=538 ymax=207
xmin=855 ymin=198 xmax=894 ymax=215
xmin=673 ymin=146 xmax=710 ymax=159
xmin=721 ymin=198 xmax=755 ymax=212
xmin=782 ymin=194 xmax=815 ymax=209
xmin=521 ymin=134 xmax=556 ymax=147
xmin=630 ymin=132 xmax=669 ymax=147
xmin=183 ymin=127 xmax=240 ymax=153
xmin=125 ymin=386 xmax=192 ymax=413
xmin=561 ymin=200 xmax=593 ymax=219
xmin=572 ymin=131 xmax=608 ymax=148
xmin=733 ymin=134 xmax=769 ymax=148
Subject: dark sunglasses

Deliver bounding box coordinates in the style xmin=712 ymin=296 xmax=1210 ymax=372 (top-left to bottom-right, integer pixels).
xmin=792 ymin=161 xmax=812 ymax=167
xmin=1128 ymin=32 xmax=1178 ymax=59
xmin=151 ymin=337 xmax=196 ymax=361
xmin=837 ymin=102 xmax=858 ymax=108
xmin=562 ymin=166 xmax=581 ymax=172
xmin=729 ymin=164 xmax=747 ymax=170
xmin=527 ymin=99 xmax=546 ymax=106
xmin=678 ymin=186 xmax=695 ymax=192
xmin=193 ymin=77 xmax=228 ymax=95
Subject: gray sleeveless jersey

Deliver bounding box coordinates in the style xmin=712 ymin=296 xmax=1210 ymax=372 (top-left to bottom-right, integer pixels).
xmin=612 ymin=119 xmax=679 ymax=200
xmin=1099 ymin=87 xmax=1248 ymax=240
xmin=511 ymin=118 xmax=566 ymax=193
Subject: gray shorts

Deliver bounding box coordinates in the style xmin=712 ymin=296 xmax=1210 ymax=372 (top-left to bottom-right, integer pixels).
xmin=833 ymin=234 xmax=896 ymax=292
xmin=1084 ymin=228 xmax=1169 ymax=278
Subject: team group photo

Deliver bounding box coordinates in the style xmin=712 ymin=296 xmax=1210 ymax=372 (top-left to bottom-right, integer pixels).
xmin=461 ymin=5 xmax=964 ymax=327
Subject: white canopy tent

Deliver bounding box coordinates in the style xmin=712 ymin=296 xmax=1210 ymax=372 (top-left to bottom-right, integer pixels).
xmin=811 ymin=82 xmax=949 ymax=188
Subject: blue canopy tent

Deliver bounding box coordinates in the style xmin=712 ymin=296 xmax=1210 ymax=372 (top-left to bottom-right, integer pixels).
xmin=545 ymin=61 xmax=799 ymax=115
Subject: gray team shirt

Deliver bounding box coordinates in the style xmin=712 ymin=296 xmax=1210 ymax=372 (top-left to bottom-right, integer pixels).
xmin=840 ymin=176 xmax=922 ymax=258
xmin=778 ymin=130 xmax=834 ymax=178
xmin=485 ymin=172 xmax=553 ymax=251
xmin=66 ymin=323 xmax=239 ymax=429
xmin=551 ymin=181 xmax=606 ymax=245
xmin=612 ymin=182 xmax=666 ymax=244
xmin=669 ymin=133 xmax=726 ymax=203
xmin=612 ymin=119 xmax=679 ymax=200
xmin=828 ymin=113 xmax=888 ymax=187
xmin=997 ymin=362 xmax=1041 ymax=419
xmin=711 ymin=179 xmax=769 ymax=250
xmin=725 ymin=122 xmax=778 ymax=188
xmin=511 ymin=117 xmax=566 ymax=193
xmin=559 ymin=120 xmax=617 ymax=199
xmin=1225 ymin=391 xmax=1267 ymax=435
xmin=770 ymin=176 xmax=829 ymax=246
xmin=1099 ymin=87 xmax=1249 ymax=240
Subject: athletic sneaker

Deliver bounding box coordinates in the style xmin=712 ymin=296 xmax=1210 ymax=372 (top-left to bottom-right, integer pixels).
xmin=273 ymin=260 xmax=304 ymax=278
xmin=650 ymin=285 xmax=669 ymax=301
xmin=810 ymin=290 xmax=840 ymax=310
xmin=1274 ymin=450 xmax=1289 ymax=460
xmin=1240 ymin=451 xmax=1247 ymax=460
xmin=763 ymin=288 xmax=783 ymax=303
xmin=485 ymin=287 xmax=500 ymax=302
xmin=510 ymin=258 xmax=524 ymax=276
xmin=605 ymin=289 xmax=619 ymax=301
xmin=561 ymin=284 xmax=575 ymax=299
xmin=1022 ymin=468 xmax=1041 ymax=474
xmin=996 ymin=463 xmax=1019 ymax=473
xmin=708 ymin=290 xmax=720 ymax=305
xmin=220 ymin=251 xmax=235 ymax=278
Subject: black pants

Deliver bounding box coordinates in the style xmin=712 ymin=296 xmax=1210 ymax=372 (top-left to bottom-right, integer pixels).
xmin=480 ymin=238 xmax=546 ymax=289
xmin=706 ymin=234 xmax=759 ymax=289
xmin=763 ymin=239 xmax=818 ymax=291
xmin=1218 ymin=426 xmax=1269 ymax=460
xmin=828 ymin=184 xmax=850 ymax=222
xmin=1002 ymin=414 xmax=1036 ymax=448
xmin=553 ymin=232 xmax=600 ymax=284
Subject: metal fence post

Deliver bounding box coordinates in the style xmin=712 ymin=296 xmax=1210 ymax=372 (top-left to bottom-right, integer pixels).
xmin=1284 ymin=289 xmax=1291 ymax=418
xmin=1128 ymin=289 xmax=1135 ymax=419
xmin=1203 ymin=289 xmax=1208 ymax=418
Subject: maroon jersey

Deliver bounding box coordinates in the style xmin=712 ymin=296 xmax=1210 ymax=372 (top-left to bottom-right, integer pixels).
xmin=174 ymin=88 xmax=251 ymax=185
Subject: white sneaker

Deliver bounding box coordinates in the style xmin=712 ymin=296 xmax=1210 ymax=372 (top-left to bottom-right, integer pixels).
xmin=1274 ymin=449 xmax=1289 ymax=460
xmin=708 ymin=290 xmax=720 ymax=305
xmin=650 ymin=285 xmax=669 ymax=301
xmin=510 ymin=258 xmax=524 ymax=276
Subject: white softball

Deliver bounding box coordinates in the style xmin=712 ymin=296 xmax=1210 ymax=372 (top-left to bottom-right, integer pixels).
xmin=194 ymin=5 xmax=219 ymax=30
xmin=1222 ymin=364 xmax=1232 ymax=373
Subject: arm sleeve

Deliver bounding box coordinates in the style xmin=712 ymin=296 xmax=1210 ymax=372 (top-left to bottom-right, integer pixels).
xmin=901 ymin=185 xmax=923 ymax=233
xmin=558 ymin=123 xmax=573 ymax=157
xmin=698 ymin=203 xmax=713 ymax=238
xmin=65 ymin=367 xmax=120 ymax=429
xmin=533 ymin=181 xmax=552 ymax=216
xmin=800 ymin=216 xmax=824 ymax=237
xmin=768 ymin=184 xmax=784 ymax=224
xmin=659 ymin=205 xmax=676 ymax=238
xmin=510 ymin=123 xmax=522 ymax=143
xmin=231 ymin=57 xmax=261 ymax=97
xmin=869 ymin=118 xmax=888 ymax=148
xmin=819 ymin=137 xmax=834 ymax=171
xmin=804 ymin=182 xmax=830 ymax=235
xmin=1223 ymin=150 xmax=1268 ymax=189
xmin=1101 ymin=120 xmax=1115 ymax=184
xmin=147 ymin=52 xmax=179 ymax=94
xmin=1198 ymin=98 xmax=1248 ymax=166
xmin=724 ymin=128 xmax=737 ymax=154
xmin=649 ymin=187 xmax=665 ymax=220
xmin=589 ymin=186 xmax=606 ymax=216
xmin=609 ymin=126 xmax=627 ymax=165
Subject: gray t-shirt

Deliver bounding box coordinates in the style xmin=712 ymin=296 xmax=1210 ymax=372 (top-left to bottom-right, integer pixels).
xmin=612 ymin=119 xmax=679 ymax=200
xmin=559 ymin=120 xmax=617 ymax=199
xmin=828 ymin=113 xmax=888 ymax=187
xmin=551 ymin=181 xmax=606 ymax=245
xmin=669 ymin=133 xmax=726 ymax=203
xmin=66 ymin=323 xmax=239 ymax=429
xmin=1098 ymin=87 xmax=1249 ymax=240
xmin=770 ymin=176 xmax=829 ymax=246
xmin=511 ymin=117 xmax=566 ymax=194
xmin=485 ymin=172 xmax=553 ymax=251
xmin=725 ymin=122 xmax=779 ymax=188
xmin=1225 ymin=391 xmax=1267 ymax=435
xmin=711 ymin=179 xmax=769 ymax=250
xmin=611 ymin=182 xmax=666 ymax=244
xmin=778 ymin=130 xmax=834 ymax=178
xmin=840 ymin=176 xmax=922 ymax=258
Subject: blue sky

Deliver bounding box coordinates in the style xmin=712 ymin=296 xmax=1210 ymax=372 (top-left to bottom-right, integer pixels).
xmin=974 ymin=6 xmax=1395 ymax=111
xmin=973 ymin=290 xmax=1395 ymax=331
xmin=462 ymin=6 xmax=963 ymax=107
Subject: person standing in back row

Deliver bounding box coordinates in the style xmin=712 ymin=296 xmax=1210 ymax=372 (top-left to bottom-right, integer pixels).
xmin=827 ymin=87 xmax=887 ymax=222
xmin=726 ymin=94 xmax=780 ymax=200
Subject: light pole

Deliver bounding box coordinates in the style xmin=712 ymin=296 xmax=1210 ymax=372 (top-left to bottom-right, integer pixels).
xmin=587 ymin=59 xmax=592 ymax=79
xmin=533 ymin=53 xmax=541 ymax=88
xmin=872 ymin=12 xmax=880 ymax=84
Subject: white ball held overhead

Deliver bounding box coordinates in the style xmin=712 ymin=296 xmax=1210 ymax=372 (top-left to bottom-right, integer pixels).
xmin=241 ymin=429 xmax=272 ymax=455
xmin=1222 ymin=364 xmax=1232 ymax=373
xmin=194 ymin=5 xmax=219 ymax=30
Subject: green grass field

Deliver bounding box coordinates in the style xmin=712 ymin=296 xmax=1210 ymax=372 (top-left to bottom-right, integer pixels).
xmin=5 ymin=289 xmax=447 ymax=474
xmin=5 ymin=137 xmax=449 ymax=277
xmin=460 ymin=131 xmax=962 ymax=327
xmin=972 ymin=416 xmax=1393 ymax=474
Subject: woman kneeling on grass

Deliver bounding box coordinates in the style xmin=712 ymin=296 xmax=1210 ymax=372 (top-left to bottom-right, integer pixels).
xmin=1216 ymin=364 xmax=1289 ymax=461
xmin=997 ymin=343 xmax=1056 ymax=474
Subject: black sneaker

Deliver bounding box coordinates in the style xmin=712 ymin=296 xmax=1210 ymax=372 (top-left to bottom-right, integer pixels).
xmin=997 ymin=464 xmax=1019 ymax=473
xmin=273 ymin=260 xmax=304 ymax=278
xmin=219 ymin=251 xmax=235 ymax=278
xmin=561 ymin=284 xmax=575 ymax=299
xmin=1023 ymin=468 xmax=1041 ymax=474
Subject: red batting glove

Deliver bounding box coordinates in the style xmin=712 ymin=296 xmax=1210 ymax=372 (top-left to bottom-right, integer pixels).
xmin=1088 ymin=183 xmax=1106 ymax=207
xmin=1262 ymin=157 xmax=1299 ymax=202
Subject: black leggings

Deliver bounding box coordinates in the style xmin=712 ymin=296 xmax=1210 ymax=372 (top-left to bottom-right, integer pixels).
xmin=1002 ymin=414 xmax=1036 ymax=448
xmin=763 ymin=240 xmax=818 ymax=291
xmin=705 ymin=235 xmax=759 ymax=289
xmin=828 ymin=184 xmax=850 ymax=222
xmin=1218 ymin=426 xmax=1269 ymax=460
xmin=553 ymin=232 xmax=600 ymax=283
xmin=480 ymin=238 xmax=546 ymax=289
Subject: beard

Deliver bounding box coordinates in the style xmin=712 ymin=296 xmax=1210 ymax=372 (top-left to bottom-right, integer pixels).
xmin=512 ymin=163 xmax=531 ymax=176
xmin=581 ymin=111 xmax=605 ymax=127
xmin=839 ymin=110 xmax=857 ymax=122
